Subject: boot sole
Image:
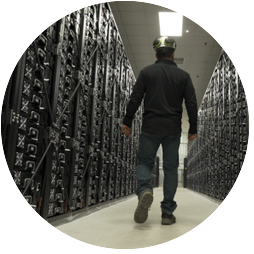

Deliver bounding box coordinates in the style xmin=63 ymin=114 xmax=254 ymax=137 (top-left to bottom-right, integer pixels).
xmin=134 ymin=192 xmax=153 ymax=223
xmin=161 ymin=218 xmax=176 ymax=225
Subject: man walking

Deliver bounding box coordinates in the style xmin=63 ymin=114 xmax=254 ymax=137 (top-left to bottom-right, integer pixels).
xmin=121 ymin=36 xmax=198 ymax=225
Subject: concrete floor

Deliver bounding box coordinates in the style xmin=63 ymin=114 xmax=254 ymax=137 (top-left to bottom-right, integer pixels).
xmin=56 ymin=187 xmax=220 ymax=249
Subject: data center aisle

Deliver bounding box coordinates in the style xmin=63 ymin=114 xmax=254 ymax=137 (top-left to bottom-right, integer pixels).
xmin=56 ymin=187 xmax=220 ymax=249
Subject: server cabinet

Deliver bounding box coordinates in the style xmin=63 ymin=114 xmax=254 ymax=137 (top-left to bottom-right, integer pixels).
xmin=1 ymin=3 xmax=143 ymax=220
xmin=187 ymin=51 xmax=249 ymax=200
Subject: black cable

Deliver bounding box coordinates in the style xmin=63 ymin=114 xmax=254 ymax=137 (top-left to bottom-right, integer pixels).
xmin=73 ymin=155 xmax=92 ymax=200
xmin=22 ymin=140 xmax=53 ymax=195
xmin=52 ymin=143 xmax=72 ymax=212
xmin=33 ymin=41 xmax=54 ymax=124
xmin=55 ymin=44 xmax=99 ymax=126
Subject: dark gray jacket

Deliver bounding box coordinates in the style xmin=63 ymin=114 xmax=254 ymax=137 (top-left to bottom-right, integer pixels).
xmin=123 ymin=59 xmax=198 ymax=137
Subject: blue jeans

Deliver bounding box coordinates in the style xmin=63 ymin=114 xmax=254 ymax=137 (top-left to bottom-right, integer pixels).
xmin=136 ymin=132 xmax=180 ymax=215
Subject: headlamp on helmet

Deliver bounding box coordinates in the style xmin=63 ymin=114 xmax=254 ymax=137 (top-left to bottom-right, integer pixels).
xmin=153 ymin=36 xmax=177 ymax=52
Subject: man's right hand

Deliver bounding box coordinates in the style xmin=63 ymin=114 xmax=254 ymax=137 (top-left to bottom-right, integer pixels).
xmin=188 ymin=134 xmax=198 ymax=142
xmin=121 ymin=125 xmax=132 ymax=136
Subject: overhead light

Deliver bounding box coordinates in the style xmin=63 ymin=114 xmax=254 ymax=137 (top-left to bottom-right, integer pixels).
xmin=159 ymin=12 xmax=183 ymax=36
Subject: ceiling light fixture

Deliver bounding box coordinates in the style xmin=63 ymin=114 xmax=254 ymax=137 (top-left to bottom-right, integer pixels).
xmin=159 ymin=12 xmax=183 ymax=36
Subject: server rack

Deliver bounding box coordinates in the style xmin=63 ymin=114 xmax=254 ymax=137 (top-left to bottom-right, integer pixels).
xmin=1 ymin=3 xmax=145 ymax=220
xmin=187 ymin=50 xmax=249 ymax=200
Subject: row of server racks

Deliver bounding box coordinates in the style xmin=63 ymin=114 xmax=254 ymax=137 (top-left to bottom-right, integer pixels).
xmin=1 ymin=3 xmax=145 ymax=220
xmin=187 ymin=50 xmax=249 ymax=200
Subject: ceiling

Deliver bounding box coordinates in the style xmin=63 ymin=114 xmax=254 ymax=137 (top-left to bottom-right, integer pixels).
xmin=109 ymin=1 xmax=222 ymax=132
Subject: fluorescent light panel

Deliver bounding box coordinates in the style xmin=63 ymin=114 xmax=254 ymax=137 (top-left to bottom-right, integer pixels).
xmin=159 ymin=12 xmax=183 ymax=36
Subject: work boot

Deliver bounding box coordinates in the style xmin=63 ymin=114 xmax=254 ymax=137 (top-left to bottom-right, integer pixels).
xmin=134 ymin=191 xmax=153 ymax=223
xmin=161 ymin=213 xmax=176 ymax=225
